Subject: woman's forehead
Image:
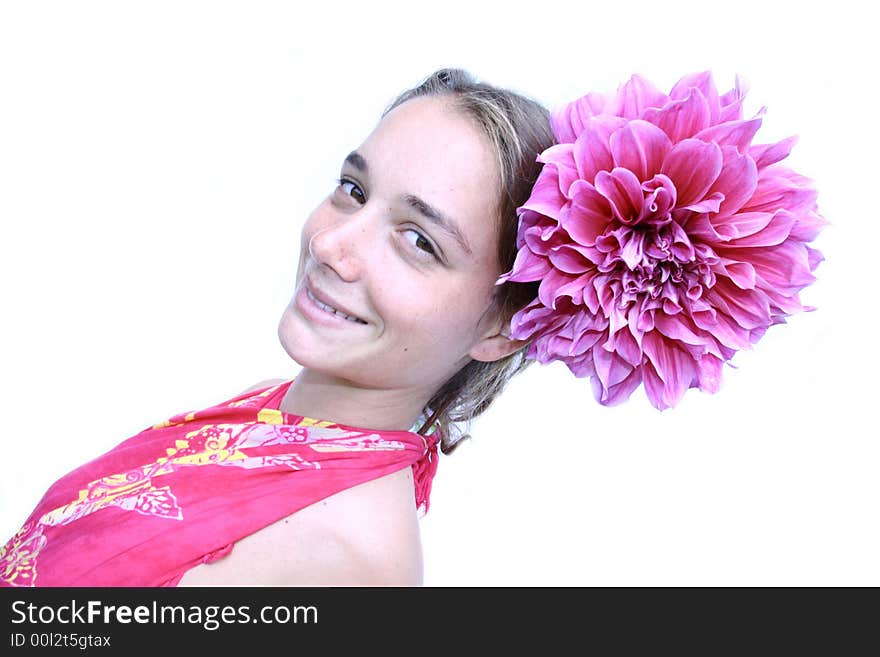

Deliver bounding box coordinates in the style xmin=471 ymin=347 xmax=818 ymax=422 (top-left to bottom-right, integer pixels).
xmin=367 ymin=96 xmax=494 ymax=174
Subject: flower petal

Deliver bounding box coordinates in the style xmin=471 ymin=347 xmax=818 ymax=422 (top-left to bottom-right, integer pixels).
xmin=741 ymin=166 xmax=819 ymax=216
xmin=606 ymin=74 xmax=669 ymax=118
xmin=551 ymin=91 xmax=608 ymax=143
xmin=607 ymin=324 xmax=643 ymax=366
xmin=563 ymin=181 xmax=613 ymax=245
xmin=539 ymin=143 xmax=579 ymax=199
xmin=694 ymin=117 xmax=763 ymax=153
xmin=617 ymin=227 xmax=648 ymax=269
xmin=594 ymin=167 xmax=644 ymax=224
xmin=710 ymin=145 xmax=758 ymax=220
xmin=789 ymin=211 xmax=829 ymax=243
xmin=681 ymin=192 xmax=724 ymax=214
xmin=806 ymin=245 xmax=824 ymax=272
xmin=718 ymin=75 xmax=747 ymax=122
xmin=498 ymin=243 xmax=551 ymax=284
xmin=538 ymin=268 xmax=580 ymax=309
xmin=714 ymin=258 xmax=757 ymax=290
xmin=593 ymin=345 xmax=637 ymax=389
xmin=750 ymin=135 xmax=798 ymax=168
xmin=642 ymin=359 xmax=668 ymax=409
xmin=705 ymin=279 xmax=771 ymax=330
xmin=572 ymin=116 xmax=627 ymax=181
xmin=610 ymin=119 xmax=672 ymax=181
xmin=661 ymin=139 xmax=723 ymax=208
xmin=721 ymin=209 xmax=796 ymax=248
xmin=589 ymin=362 xmax=642 ymax=406
xmin=510 ymin=299 xmax=566 ymax=342
xmin=653 ymin=313 xmax=711 ymax=348
xmin=696 ymin=354 xmax=723 ymax=393
xmin=643 ymin=86 xmax=712 ymax=142
xmin=703 ymin=210 xmax=775 ymax=242
xmin=641 ymin=174 xmax=677 ymax=219
xmin=548 ymin=245 xmax=595 ymax=275
xmin=519 ymin=164 xmax=568 ymax=221
xmin=691 ymin=309 xmax=753 ymax=351
xmin=669 ymin=70 xmax=721 ymax=121
xmin=521 ymin=213 xmax=563 ymax=255
xmin=724 ymin=241 xmax=817 ymax=291
xmin=642 ymin=332 xmax=698 ymax=408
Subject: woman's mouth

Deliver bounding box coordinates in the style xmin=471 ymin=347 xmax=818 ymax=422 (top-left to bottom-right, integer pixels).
xmin=305 ymin=288 xmax=367 ymax=324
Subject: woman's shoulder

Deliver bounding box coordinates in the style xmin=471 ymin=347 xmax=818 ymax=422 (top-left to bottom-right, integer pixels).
xmin=302 ymin=466 xmax=424 ymax=584
xmin=178 ymin=466 xmax=423 ymax=586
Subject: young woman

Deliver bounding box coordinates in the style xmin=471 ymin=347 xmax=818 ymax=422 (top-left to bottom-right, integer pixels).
xmin=1 ymin=66 xmax=826 ymax=587
xmin=0 ymin=68 xmax=555 ymax=587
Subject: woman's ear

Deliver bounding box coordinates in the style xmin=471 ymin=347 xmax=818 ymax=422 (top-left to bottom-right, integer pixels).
xmin=468 ymin=318 xmax=529 ymax=363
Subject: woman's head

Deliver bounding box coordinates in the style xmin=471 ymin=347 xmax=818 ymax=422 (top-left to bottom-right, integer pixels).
xmin=277 ymin=68 xmax=555 ymax=453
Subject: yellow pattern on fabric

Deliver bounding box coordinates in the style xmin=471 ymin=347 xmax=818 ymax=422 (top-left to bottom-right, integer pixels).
xmin=298 ymin=417 xmax=334 ymax=428
xmin=257 ymin=408 xmax=284 ymax=424
xmin=0 ymin=523 xmax=46 ymax=587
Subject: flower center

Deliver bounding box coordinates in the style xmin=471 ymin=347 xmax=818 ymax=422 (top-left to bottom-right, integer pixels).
xmin=599 ymin=222 xmax=719 ymax=311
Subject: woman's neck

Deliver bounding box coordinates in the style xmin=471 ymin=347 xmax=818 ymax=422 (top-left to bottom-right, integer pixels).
xmin=278 ymin=368 xmax=432 ymax=432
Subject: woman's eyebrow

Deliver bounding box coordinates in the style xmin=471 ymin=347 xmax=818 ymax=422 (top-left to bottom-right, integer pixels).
xmin=344 ymin=150 xmax=473 ymax=256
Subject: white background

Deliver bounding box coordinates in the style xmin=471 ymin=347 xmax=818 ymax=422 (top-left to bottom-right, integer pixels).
xmin=1 ymin=0 xmax=875 ymax=586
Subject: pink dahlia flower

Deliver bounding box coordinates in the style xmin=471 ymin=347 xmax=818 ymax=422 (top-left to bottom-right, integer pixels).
xmin=497 ymin=71 xmax=827 ymax=410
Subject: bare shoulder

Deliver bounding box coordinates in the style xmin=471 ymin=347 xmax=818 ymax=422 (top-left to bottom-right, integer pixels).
xmin=239 ymin=378 xmax=288 ymax=395
xmin=304 ymin=466 xmax=423 ymax=585
xmin=177 ymin=466 xmax=422 ymax=586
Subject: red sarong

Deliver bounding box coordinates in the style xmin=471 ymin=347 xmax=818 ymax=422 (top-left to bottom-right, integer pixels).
xmin=0 ymin=380 xmax=439 ymax=586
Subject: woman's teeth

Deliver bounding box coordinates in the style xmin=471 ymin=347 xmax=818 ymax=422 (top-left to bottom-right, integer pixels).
xmin=307 ymin=289 xmax=366 ymax=324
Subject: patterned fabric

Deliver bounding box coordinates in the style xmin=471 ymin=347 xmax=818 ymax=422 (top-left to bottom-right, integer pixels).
xmin=0 ymin=380 xmax=439 ymax=587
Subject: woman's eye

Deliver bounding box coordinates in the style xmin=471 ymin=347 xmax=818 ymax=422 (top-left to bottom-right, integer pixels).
xmin=402 ymin=229 xmax=438 ymax=260
xmin=336 ymin=178 xmax=365 ymax=204
xmin=333 ymin=178 xmax=439 ymax=262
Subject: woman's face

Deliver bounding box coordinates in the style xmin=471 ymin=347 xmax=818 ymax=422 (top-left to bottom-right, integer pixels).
xmin=277 ymin=94 xmax=517 ymax=399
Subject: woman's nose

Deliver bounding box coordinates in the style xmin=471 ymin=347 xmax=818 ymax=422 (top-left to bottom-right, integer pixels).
xmin=307 ymin=210 xmax=375 ymax=283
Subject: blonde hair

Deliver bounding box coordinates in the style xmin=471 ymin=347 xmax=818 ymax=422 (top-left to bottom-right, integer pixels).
xmin=382 ymin=68 xmax=555 ymax=455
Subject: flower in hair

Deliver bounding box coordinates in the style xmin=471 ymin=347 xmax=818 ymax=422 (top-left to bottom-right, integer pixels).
xmin=496 ymin=71 xmax=827 ymax=410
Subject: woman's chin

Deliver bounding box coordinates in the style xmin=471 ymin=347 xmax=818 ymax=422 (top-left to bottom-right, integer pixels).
xmin=277 ymin=310 xmax=343 ymax=369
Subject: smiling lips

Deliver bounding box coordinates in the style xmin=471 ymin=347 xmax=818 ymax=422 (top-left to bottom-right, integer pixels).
xmin=306 ymin=287 xmax=367 ymax=324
